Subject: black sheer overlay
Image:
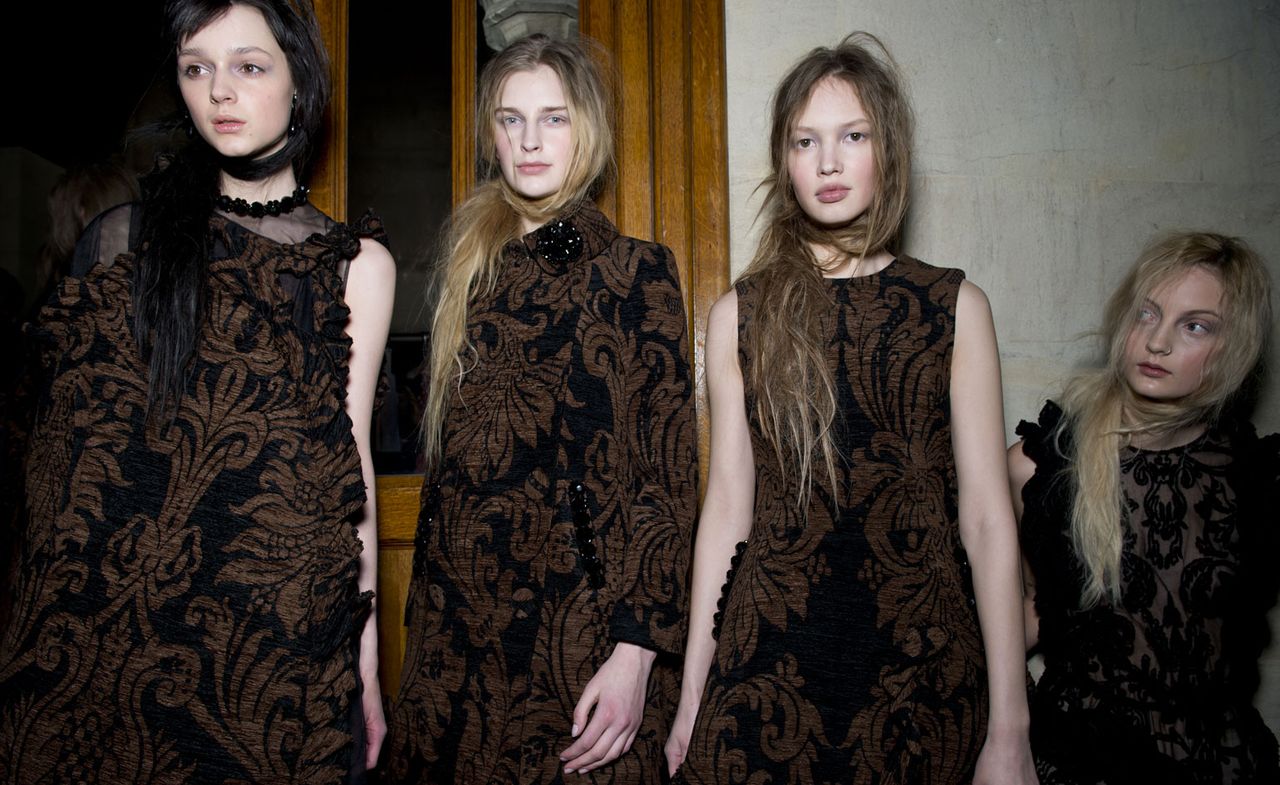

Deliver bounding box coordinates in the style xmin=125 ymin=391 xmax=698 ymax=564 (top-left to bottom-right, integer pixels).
xmin=1018 ymin=401 xmax=1280 ymax=785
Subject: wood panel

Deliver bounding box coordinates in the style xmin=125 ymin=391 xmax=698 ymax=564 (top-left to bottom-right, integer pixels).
xmin=452 ymin=0 xmax=478 ymax=205
xmin=310 ymin=0 xmax=347 ymax=220
xmin=686 ymin=0 xmax=732 ymax=483
xmin=374 ymin=474 xmax=422 ymax=695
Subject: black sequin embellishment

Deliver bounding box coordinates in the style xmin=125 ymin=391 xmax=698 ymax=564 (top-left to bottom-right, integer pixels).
xmin=712 ymin=540 xmax=749 ymax=640
xmin=412 ymin=481 xmax=442 ymax=579
xmin=568 ymin=481 xmax=605 ymax=590
xmin=534 ymin=219 xmax=584 ymax=264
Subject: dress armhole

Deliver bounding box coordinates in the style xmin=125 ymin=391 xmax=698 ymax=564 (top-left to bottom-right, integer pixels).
xmin=70 ymin=203 xmax=138 ymax=278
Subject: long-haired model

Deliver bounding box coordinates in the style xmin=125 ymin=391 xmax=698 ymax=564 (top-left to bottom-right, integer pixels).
xmin=1011 ymin=232 xmax=1278 ymax=784
xmin=0 ymin=1 xmax=395 ymax=782
xmin=667 ymin=33 xmax=1036 ymax=784
xmin=385 ymin=33 xmax=697 ymax=784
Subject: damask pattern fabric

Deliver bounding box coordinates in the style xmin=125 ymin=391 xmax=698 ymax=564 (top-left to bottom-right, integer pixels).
xmin=1018 ymin=402 xmax=1280 ymax=785
xmin=0 ymin=210 xmax=384 ymax=784
xmin=385 ymin=204 xmax=697 ymax=784
xmin=680 ymin=258 xmax=987 ymax=784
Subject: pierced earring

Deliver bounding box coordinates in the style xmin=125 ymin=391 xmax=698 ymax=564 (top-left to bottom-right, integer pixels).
xmin=184 ymin=113 xmax=195 ymax=139
xmin=287 ymin=93 xmax=298 ymax=136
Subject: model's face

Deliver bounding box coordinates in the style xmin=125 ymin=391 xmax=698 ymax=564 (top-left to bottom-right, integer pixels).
xmin=493 ymin=65 xmax=573 ymax=203
xmin=1122 ymin=266 xmax=1224 ymax=402
xmin=177 ymin=4 xmax=294 ymax=162
xmin=786 ymin=77 xmax=877 ymax=228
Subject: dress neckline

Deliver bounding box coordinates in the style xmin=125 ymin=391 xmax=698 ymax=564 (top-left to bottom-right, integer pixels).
xmin=823 ymin=256 xmax=898 ymax=284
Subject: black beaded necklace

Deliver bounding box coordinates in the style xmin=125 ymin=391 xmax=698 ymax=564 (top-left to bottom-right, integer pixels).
xmin=215 ymin=185 xmax=309 ymax=218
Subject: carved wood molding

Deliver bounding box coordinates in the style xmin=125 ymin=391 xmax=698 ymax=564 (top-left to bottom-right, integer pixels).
xmin=311 ymin=0 xmax=347 ymax=220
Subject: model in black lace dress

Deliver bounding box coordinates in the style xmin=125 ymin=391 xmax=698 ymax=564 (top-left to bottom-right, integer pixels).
xmin=1009 ymin=232 xmax=1279 ymax=785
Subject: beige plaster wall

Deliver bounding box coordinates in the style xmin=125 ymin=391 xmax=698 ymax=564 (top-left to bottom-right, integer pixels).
xmin=724 ymin=0 xmax=1280 ymax=729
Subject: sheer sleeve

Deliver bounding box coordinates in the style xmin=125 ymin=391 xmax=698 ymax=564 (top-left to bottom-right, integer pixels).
xmin=70 ymin=203 xmax=139 ymax=278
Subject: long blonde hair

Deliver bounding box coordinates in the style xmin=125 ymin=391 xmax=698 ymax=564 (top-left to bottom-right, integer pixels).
xmin=422 ymin=34 xmax=614 ymax=467
xmin=741 ymin=32 xmax=913 ymax=505
xmin=1059 ymin=231 xmax=1272 ymax=606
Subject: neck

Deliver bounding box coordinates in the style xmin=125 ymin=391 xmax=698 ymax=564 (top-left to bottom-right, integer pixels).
xmin=1125 ymin=420 xmax=1207 ymax=451
xmin=219 ymin=166 xmax=299 ymax=204
xmin=811 ymin=243 xmax=893 ymax=278
xmin=519 ymin=214 xmax=543 ymax=235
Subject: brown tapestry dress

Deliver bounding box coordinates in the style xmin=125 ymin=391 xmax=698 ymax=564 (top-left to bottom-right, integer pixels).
xmin=387 ymin=204 xmax=697 ymax=784
xmin=680 ymin=258 xmax=987 ymax=785
xmin=0 ymin=207 xmax=385 ymax=784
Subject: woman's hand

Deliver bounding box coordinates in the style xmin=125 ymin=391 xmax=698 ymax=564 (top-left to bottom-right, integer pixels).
xmin=559 ymin=641 xmax=657 ymax=775
xmin=972 ymin=730 xmax=1038 ymax=785
xmin=663 ymin=702 xmax=698 ymax=776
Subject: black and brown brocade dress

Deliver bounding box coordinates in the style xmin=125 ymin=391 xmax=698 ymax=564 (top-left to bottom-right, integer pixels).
xmin=680 ymin=257 xmax=987 ymax=785
xmin=1018 ymin=402 xmax=1280 ymax=785
xmin=0 ymin=205 xmax=385 ymax=784
xmin=385 ymin=204 xmax=697 ymax=784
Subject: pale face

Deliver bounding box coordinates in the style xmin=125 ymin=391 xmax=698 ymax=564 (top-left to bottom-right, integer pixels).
xmin=1122 ymin=266 xmax=1225 ymax=402
xmin=177 ymin=4 xmax=295 ymax=162
xmin=493 ymin=65 xmax=573 ymax=206
xmin=787 ymin=77 xmax=877 ymax=229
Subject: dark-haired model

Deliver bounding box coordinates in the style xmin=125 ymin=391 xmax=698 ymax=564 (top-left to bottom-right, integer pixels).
xmin=0 ymin=2 xmax=394 ymax=782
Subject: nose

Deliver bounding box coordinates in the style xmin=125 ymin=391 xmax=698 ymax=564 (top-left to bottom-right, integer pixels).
xmin=1145 ymin=321 xmax=1173 ymax=356
xmin=819 ymin=144 xmax=841 ymax=176
xmin=520 ymin=121 xmax=541 ymax=153
xmin=209 ymin=68 xmax=235 ymax=104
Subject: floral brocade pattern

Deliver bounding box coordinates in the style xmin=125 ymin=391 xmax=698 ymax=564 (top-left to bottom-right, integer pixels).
xmin=385 ymin=204 xmax=697 ymax=784
xmin=0 ymin=212 xmax=385 ymax=784
xmin=681 ymin=258 xmax=986 ymax=785
xmin=1018 ymin=402 xmax=1280 ymax=785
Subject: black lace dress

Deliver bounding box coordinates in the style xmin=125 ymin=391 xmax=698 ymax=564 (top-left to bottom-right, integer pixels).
xmin=1018 ymin=401 xmax=1280 ymax=785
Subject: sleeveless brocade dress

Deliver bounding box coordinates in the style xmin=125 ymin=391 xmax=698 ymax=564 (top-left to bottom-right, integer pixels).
xmin=0 ymin=206 xmax=386 ymax=784
xmin=681 ymin=257 xmax=988 ymax=784
xmin=1017 ymin=402 xmax=1280 ymax=785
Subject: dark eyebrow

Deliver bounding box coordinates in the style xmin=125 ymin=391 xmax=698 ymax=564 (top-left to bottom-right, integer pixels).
xmin=178 ymin=45 xmax=274 ymax=58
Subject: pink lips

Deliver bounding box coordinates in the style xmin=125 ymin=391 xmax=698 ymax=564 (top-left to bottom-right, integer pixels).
xmin=213 ymin=117 xmax=244 ymax=133
xmin=817 ymin=186 xmax=849 ymax=203
xmin=517 ymin=162 xmax=551 ymax=175
xmin=1137 ymin=362 xmax=1170 ymax=378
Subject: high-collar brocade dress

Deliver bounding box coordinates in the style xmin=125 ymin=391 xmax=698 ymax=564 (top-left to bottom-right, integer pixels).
xmin=386 ymin=204 xmax=697 ymax=785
